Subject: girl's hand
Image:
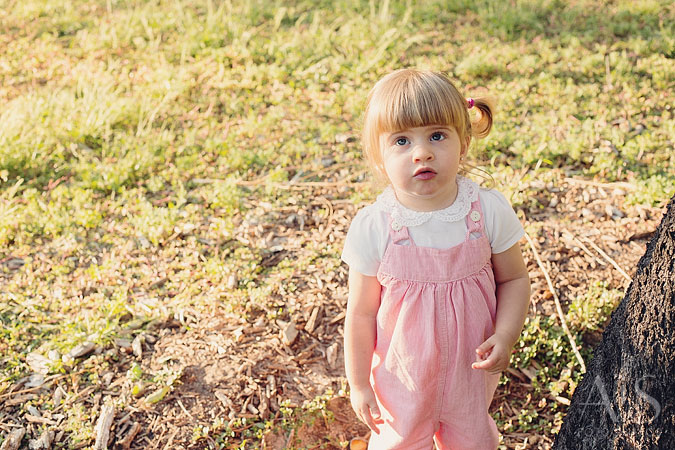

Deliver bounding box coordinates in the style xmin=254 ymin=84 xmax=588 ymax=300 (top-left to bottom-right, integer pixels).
xmin=349 ymin=386 xmax=384 ymax=434
xmin=471 ymin=333 xmax=512 ymax=374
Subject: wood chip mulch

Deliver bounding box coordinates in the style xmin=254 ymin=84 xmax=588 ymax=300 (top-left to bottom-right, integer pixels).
xmin=0 ymin=176 xmax=665 ymax=450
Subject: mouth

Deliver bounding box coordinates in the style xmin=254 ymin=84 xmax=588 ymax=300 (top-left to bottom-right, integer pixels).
xmin=413 ymin=168 xmax=437 ymax=180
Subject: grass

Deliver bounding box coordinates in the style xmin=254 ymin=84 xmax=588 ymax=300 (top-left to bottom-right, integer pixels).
xmin=0 ymin=0 xmax=674 ymax=448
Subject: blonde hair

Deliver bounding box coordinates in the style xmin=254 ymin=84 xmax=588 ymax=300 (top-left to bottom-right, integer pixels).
xmin=362 ymin=69 xmax=494 ymax=184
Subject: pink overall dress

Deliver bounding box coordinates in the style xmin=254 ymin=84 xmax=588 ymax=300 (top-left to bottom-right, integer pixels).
xmin=369 ymin=199 xmax=500 ymax=449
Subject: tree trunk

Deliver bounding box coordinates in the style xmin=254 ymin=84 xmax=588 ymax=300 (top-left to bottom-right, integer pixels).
xmin=553 ymin=196 xmax=674 ymax=449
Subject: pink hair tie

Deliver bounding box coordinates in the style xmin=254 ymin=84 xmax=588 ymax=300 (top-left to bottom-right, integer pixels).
xmin=466 ymin=98 xmax=475 ymax=109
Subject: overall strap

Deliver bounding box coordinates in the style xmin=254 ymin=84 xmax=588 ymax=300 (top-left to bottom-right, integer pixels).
xmin=465 ymin=199 xmax=485 ymax=240
xmin=389 ymin=216 xmax=414 ymax=245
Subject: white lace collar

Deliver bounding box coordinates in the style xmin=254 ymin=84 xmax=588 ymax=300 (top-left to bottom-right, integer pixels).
xmin=374 ymin=176 xmax=479 ymax=227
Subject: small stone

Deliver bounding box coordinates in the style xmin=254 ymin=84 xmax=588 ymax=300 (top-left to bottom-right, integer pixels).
xmin=115 ymin=338 xmax=132 ymax=351
xmin=281 ymin=321 xmax=298 ymax=346
xmin=227 ymin=274 xmax=238 ymax=290
xmin=26 ymin=353 xmax=51 ymax=375
xmin=69 ymin=341 xmax=96 ymax=359
xmin=102 ymin=372 xmax=114 ymax=386
xmin=27 ymin=405 xmax=41 ymax=418
xmin=4 ymin=257 xmax=25 ymax=270
xmin=549 ymin=196 xmax=559 ymax=208
xmin=25 ymin=374 xmax=45 ymax=388
xmin=132 ymin=335 xmax=144 ymax=358
xmin=137 ymin=236 xmax=151 ymax=249
xmin=320 ymin=156 xmax=336 ymax=167
xmin=53 ymin=386 xmax=65 ymax=406
xmin=606 ymin=205 xmax=624 ymax=219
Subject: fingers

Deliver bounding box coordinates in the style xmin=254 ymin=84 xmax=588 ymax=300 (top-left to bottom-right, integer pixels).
xmin=351 ymin=392 xmax=383 ymax=434
xmin=357 ymin=403 xmax=383 ymax=433
xmin=473 ymin=338 xmax=508 ymax=373
xmin=475 ymin=336 xmax=495 ymax=357
xmin=471 ymin=354 xmax=497 ymax=371
xmin=471 ymin=354 xmax=493 ymax=370
xmin=472 ymin=350 xmax=508 ymax=373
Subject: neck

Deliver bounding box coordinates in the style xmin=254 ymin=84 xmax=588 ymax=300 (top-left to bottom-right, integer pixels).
xmin=393 ymin=181 xmax=459 ymax=212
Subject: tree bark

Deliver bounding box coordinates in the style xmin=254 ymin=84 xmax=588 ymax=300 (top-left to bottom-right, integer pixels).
xmin=553 ymin=196 xmax=674 ymax=449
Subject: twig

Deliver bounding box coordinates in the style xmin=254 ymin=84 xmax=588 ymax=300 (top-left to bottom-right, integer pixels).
xmin=24 ymin=415 xmax=56 ymax=425
xmin=0 ymin=373 xmax=73 ymax=400
xmin=580 ymin=237 xmax=632 ymax=282
xmin=119 ymin=422 xmax=141 ymax=450
xmin=562 ymin=231 xmax=606 ymax=267
xmin=162 ymin=429 xmax=180 ymax=450
xmin=176 ymin=398 xmax=193 ymax=419
xmin=94 ymin=403 xmax=115 ymax=450
xmin=524 ymin=232 xmax=586 ymax=373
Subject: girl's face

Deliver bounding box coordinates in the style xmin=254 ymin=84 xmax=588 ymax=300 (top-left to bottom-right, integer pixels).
xmin=381 ymin=124 xmax=468 ymax=212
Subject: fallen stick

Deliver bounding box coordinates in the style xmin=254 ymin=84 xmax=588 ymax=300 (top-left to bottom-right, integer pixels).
xmin=118 ymin=422 xmax=141 ymax=450
xmin=563 ymin=231 xmax=607 ymax=267
xmin=524 ymin=232 xmax=586 ymax=373
xmin=580 ymin=236 xmax=632 ymax=282
xmin=93 ymin=403 xmax=115 ymax=450
xmin=0 ymin=427 xmax=25 ymax=450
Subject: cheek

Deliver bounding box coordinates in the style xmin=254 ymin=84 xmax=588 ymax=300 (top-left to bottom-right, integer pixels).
xmin=383 ymin=154 xmax=405 ymax=177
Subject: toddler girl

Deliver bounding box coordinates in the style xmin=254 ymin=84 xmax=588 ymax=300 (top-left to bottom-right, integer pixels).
xmin=342 ymin=69 xmax=531 ymax=449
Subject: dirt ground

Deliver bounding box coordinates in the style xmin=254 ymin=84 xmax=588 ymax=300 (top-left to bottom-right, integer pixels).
xmin=0 ymin=177 xmax=665 ymax=450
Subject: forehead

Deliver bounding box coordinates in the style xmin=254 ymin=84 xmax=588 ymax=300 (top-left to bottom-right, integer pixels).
xmin=384 ymin=125 xmax=454 ymax=136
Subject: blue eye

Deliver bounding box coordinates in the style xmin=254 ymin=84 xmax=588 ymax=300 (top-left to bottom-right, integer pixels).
xmin=395 ymin=137 xmax=409 ymax=146
xmin=431 ymin=132 xmax=445 ymax=141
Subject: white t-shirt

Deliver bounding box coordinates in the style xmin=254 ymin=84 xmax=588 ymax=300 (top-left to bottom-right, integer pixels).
xmin=342 ymin=176 xmax=525 ymax=277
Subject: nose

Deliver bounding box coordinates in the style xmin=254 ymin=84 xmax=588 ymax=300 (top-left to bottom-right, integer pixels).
xmin=412 ymin=142 xmax=434 ymax=162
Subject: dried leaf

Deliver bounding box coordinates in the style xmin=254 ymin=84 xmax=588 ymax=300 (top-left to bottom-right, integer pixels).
xmin=145 ymin=386 xmax=170 ymax=404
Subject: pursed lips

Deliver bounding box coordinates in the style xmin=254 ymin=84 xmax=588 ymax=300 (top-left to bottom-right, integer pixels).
xmin=413 ymin=167 xmax=437 ymax=180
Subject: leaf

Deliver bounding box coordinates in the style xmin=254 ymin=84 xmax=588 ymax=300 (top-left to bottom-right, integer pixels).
xmin=144 ymin=386 xmax=170 ymax=404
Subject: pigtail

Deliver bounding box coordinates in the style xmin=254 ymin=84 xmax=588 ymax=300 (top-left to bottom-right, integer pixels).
xmin=462 ymin=94 xmax=496 ymax=188
xmin=469 ymin=96 xmax=495 ymax=139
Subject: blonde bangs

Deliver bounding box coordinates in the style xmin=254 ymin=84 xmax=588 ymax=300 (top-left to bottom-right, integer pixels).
xmin=371 ymin=75 xmax=467 ymax=136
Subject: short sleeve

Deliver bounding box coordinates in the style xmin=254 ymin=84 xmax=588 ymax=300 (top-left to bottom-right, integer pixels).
xmin=480 ymin=189 xmax=525 ymax=254
xmin=341 ymin=206 xmax=386 ymax=277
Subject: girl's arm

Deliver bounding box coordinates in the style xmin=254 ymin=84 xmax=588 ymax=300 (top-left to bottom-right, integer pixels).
xmin=344 ymin=267 xmax=384 ymax=433
xmin=472 ymin=242 xmax=531 ymax=373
